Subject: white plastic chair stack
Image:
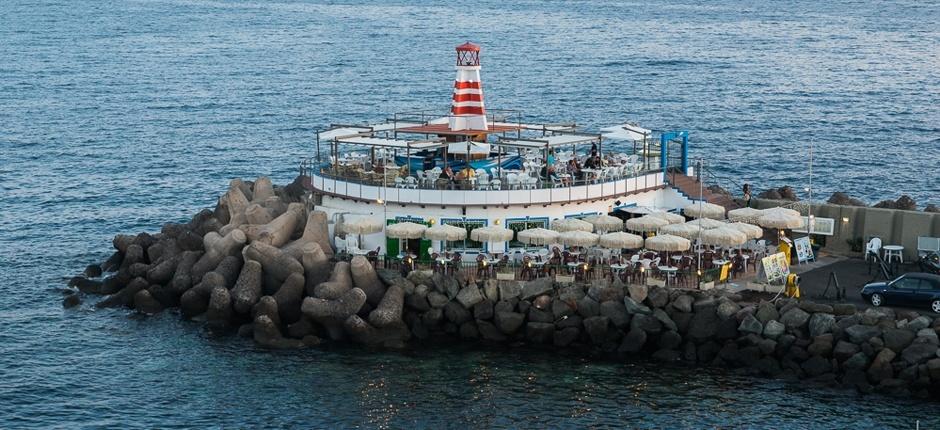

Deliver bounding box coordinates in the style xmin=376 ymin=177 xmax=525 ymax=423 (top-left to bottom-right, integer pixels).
xmin=476 ymin=177 xmax=489 ymax=190
xmin=489 ymin=179 xmax=501 ymax=190
xmin=405 ymin=176 xmax=418 ymax=189
xmin=394 ymin=177 xmax=405 ymax=188
xmin=865 ymin=237 xmax=882 ymax=261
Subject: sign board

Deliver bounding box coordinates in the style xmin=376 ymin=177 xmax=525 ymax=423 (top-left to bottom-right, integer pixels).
xmin=757 ymin=252 xmax=790 ymax=285
xmin=792 ymin=216 xmax=834 ymax=236
xmin=719 ymin=263 xmax=730 ymax=282
xmin=794 ymin=236 xmax=815 ymax=263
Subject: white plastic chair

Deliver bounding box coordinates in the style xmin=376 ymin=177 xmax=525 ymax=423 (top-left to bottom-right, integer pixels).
xmin=865 ymin=237 xmax=882 ymax=261
xmin=405 ymin=176 xmax=418 ymax=189
xmin=476 ymin=177 xmax=489 ymax=190
xmin=489 ymin=179 xmax=501 ymax=190
xmin=394 ymin=177 xmax=405 ymax=188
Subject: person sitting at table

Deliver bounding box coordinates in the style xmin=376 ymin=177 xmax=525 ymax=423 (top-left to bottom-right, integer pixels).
xmin=568 ymin=159 xmax=583 ymax=182
xmin=546 ymin=148 xmax=556 ymax=167
xmin=441 ymin=166 xmax=456 ymax=187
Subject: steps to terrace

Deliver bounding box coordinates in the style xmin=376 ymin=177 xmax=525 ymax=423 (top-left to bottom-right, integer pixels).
xmin=668 ymin=173 xmax=740 ymax=211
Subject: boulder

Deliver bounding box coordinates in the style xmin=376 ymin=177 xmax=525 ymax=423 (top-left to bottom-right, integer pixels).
xmin=883 ymin=328 xmax=916 ymax=353
xmin=133 ymin=290 xmax=163 ymax=315
xmin=799 ymin=301 xmax=833 ymax=314
xmin=344 ymin=315 xmax=410 ymax=348
xmin=917 ymin=328 xmax=939 ymax=345
xmin=301 ymin=243 xmax=331 ymax=295
xmin=901 ymin=343 xmax=938 ymax=365
xmin=495 ymin=311 xmax=525 ymax=335
xmin=801 ymin=355 xmax=831 ymax=377
xmin=62 ymin=293 xmax=81 ymax=308
xmin=253 ymin=315 xmax=316 ymax=349
xmin=206 ymin=287 xmax=233 ymax=329
xmin=671 ymin=295 xmax=693 ymax=313
xmin=477 ymin=320 xmax=507 ymax=342
xmin=273 ymin=273 xmax=305 ymax=324
xmin=350 ymin=256 xmax=386 ymax=306
xmin=444 ymin=301 xmax=472 ymax=325
xmin=600 ymin=300 xmax=630 ymax=328
xmin=845 ymin=324 xmax=881 ymax=344
xmin=907 ymin=316 xmax=932 ymax=332
xmin=482 ymin=280 xmax=499 ymax=302
xmin=521 ymin=277 xmax=554 ymax=301
xmin=687 ymin=306 xmax=719 ymax=342
xmin=867 ymin=348 xmax=896 ymax=383
xmin=738 ymin=314 xmax=763 ymax=336
xmin=807 ymin=313 xmax=835 ymax=337
xmin=456 ymin=285 xmax=484 ymax=309
xmin=658 ymin=330 xmax=682 ymax=350
xmin=627 ymin=284 xmax=648 ymax=303
xmin=623 ymin=297 xmax=651 ymax=315
xmin=551 ymin=299 xmax=575 ymax=319
xmin=832 ymin=303 xmax=857 ymax=316
xmin=583 ymin=316 xmax=610 ymax=344
xmin=833 ymin=340 xmax=860 ymax=362
xmin=284 ymin=210 xmax=333 ymax=258
xmin=618 ymin=328 xmax=647 ymax=353
xmin=191 ymin=229 xmax=247 ymax=283
xmin=553 ymin=327 xmax=580 ymax=347
xmin=577 ymin=296 xmax=600 ymax=318
xmin=231 ymin=260 xmax=263 ymax=315
xmin=587 ymin=284 xmax=624 ymax=303
xmin=779 ymin=307 xmax=810 ymax=329
xmin=313 ymin=261 xmax=352 ymax=300
xmin=652 ymin=309 xmax=677 ymax=332
xmin=716 ymin=299 xmax=741 ymax=320
xmin=526 ymin=322 xmax=555 ymax=344
xmin=498 ymin=281 xmax=521 ymax=301
xmin=646 ymin=286 xmax=669 ymax=308
xmin=844 ymin=352 xmax=870 ymax=371
xmin=755 ymin=301 xmax=779 ymax=324
xmin=427 ymin=291 xmax=449 ymax=308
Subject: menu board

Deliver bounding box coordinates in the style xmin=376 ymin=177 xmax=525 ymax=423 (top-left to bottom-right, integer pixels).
xmin=758 ymin=252 xmax=790 ymax=284
xmin=794 ymin=236 xmax=815 ymax=263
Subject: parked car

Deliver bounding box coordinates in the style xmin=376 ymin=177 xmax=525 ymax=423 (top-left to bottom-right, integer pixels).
xmin=861 ymin=272 xmax=940 ymax=313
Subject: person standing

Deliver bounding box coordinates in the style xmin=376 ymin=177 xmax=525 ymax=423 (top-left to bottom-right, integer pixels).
xmin=743 ymin=183 xmax=752 ymax=207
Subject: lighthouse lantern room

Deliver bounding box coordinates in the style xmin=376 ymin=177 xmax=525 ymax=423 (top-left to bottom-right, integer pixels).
xmin=449 ymin=42 xmax=487 ymax=132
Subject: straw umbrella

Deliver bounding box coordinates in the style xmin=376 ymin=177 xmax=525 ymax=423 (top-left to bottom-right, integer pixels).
xmin=517 ymin=228 xmax=559 ymax=246
xmin=686 ymin=218 xmax=724 ymax=229
xmin=659 ymin=222 xmax=702 ymax=239
xmin=648 ymin=211 xmax=685 ymax=225
xmin=625 ymin=215 xmax=669 ymax=232
xmin=559 ymin=230 xmax=599 ymax=247
xmin=386 ymin=221 xmax=427 ymax=256
xmin=550 ymin=218 xmax=594 ymax=233
xmin=645 ymin=234 xmax=691 ymax=252
xmin=424 ymin=224 xmax=467 ymax=254
xmin=727 ymin=207 xmax=764 ymax=223
xmin=583 ymin=214 xmax=624 ymax=232
xmin=683 ymin=202 xmax=726 ymax=220
xmin=699 ymin=227 xmax=748 ymax=247
xmin=728 ymin=222 xmax=764 ymax=240
xmin=470 ymin=225 xmax=515 ymax=242
xmin=758 ymin=207 xmax=804 ymax=229
xmin=340 ymin=216 xmax=384 ymax=247
xmin=598 ymin=231 xmax=644 ymax=249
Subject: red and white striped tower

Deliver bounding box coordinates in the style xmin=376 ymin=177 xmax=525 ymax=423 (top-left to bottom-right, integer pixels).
xmin=449 ymin=42 xmax=487 ymax=131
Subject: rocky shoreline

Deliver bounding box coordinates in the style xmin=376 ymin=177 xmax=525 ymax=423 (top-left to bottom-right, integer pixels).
xmin=66 ymin=177 xmax=940 ymax=401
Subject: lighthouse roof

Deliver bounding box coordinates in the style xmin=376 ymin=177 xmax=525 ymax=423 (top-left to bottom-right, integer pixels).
xmin=456 ymin=42 xmax=481 ymax=52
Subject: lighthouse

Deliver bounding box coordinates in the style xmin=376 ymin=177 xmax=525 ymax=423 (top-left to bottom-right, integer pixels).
xmin=449 ymin=42 xmax=487 ymax=131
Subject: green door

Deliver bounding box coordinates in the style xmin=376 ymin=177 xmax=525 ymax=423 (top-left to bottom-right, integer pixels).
xmin=386 ymin=219 xmax=400 ymax=257
xmin=385 ymin=218 xmax=432 ymax=261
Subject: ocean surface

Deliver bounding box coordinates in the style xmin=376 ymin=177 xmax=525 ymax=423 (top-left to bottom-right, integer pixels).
xmin=1 ymin=0 xmax=939 ymax=428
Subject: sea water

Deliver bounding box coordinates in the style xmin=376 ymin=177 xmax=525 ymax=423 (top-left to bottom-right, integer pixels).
xmin=2 ymin=0 xmax=939 ymax=427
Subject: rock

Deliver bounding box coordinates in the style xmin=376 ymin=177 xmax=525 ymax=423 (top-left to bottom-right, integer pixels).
xmin=456 ymin=285 xmax=484 ymax=309
xmin=582 ymin=316 xmax=610 ymax=344
xmin=832 ymin=303 xmax=857 ymax=316
xmin=901 ymin=343 xmax=938 ymax=365
xmin=551 ymin=299 xmax=575 ymax=319
xmin=927 ymin=358 xmax=940 ymax=380
xmin=231 ymin=260 xmax=263 ymax=315
xmin=652 ymin=309 xmax=677 ymax=332
xmin=273 ymin=273 xmax=305 ymax=324
xmin=844 ymin=352 xmax=869 ymax=371
xmin=754 ymin=301 xmax=779 ymax=324
xmin=861 ymin=307 xmax=895 ymax=326
xmin=618 ymin=327 xmax=647 ymax=353
xmin=473 ymin=299 xmax=494 ymax=321
xmin=738 ymin=314 xmax=763 ymax=335
xmin=779 ymin=307 xmax=810 ymax=329
xmin=313 ymin=261 xmax=352 ymax=300
xmin=554 ymin=327 xmax=580 ymax=347
xmin=672 ymin=295 xmax=693 ymax=313
xmin=62 ymin=294 xmax=81 ymax=308
xmin=807 ymin=313 xmax=835 ymax=337
xmin=133 ymin=289 xmax=163 ymax=314
xmin=444 ymin=301 xmax=472 ymax=325
xmin=799 ymin=301 xmax=833 ymax=314
xmin=631 ymin=313 xmax=663 ymax=335
xmin=623 ymin=297 xmax=651 ymax=315
xmin=521 ymin=277 xmax=554 ymax=301
xmin=286 ymin=318 xmax=317 ymax=339
xmin=287 ymin=210 xmax=333 ymax=258
xmin=758 ymin=338 xmax=777 ymax=356
xmin=808 ymin=335 xmax=833 ymax=357
xmin=588 ymin=284 xmax=624 ymax=303
xmin=405 ymin=290 xmax=431 ymax=312
xmin=344 ymin=315 xmax=410 ymax=348
xmin=917 ymin=328 xmax=939 ymax=345
xmin=845 ymin=324 xmax=881 ymax=344
xmin=528 ymin=307 xmax=553 ymax=323
xmin=301 ymin=287 xmax=367 ymax=321
xmin=646 ymin=286 xmax=669 ymax=308
xmin=498 ymin=281 xmax=521 ymax=301
xmin=627 ymin=284 xmax=648 ymax=303
xmin=253 ymin=315 xmax=317 ymax=349
xmin=659 ymin=330 xmax=682 ymax=350
xmin=692 ymin=297 xmax=717 ymax=312
xmin=97 ymin=277 xmax=149 ymax=309
xmin=716 ymin=299 xmax=740 ymax=321
xmin=833 ymin=341 xmax=860 ymax=362
xmin=427 ymin=291 xmax=449 ymax=308
xmin=883 ymin=328 xmax=916 ymax=353
xmin=801 ymin=355 xmax=831 ymax=377
xmin=348 ymin=256 xmax=387 ymax=307
xmin=301 ymin=243 xmax=331 ymax=295
xmin=477 ymin=320 xmax=507 ymax=341
xmin=907 ymin=316 xmax=932 ymax=332
xmin=482 ymin=280 xmax=499 ymax=302
xmin=169 ymin=250 xmax=202 ymax=296
xmin=688 ymin=306 xmax=719 ymax=342
xmin=925 ymin=204 xmax=940 ymax=213
xmin=206 ymin=287 xmax=233 ymax=328
xmin=252 ymin=296 xmax=281 ymax=327
xmin=577 ymin=296 xmax=600 ymax=318
xmin=526 ymin=322 xmax=554 ymax=344
xmin=191 ymin=230 xmax=247 ymax=283
xmin=867 ymin=348 xmax=896 ymax=383
xmin=495 ymin=311 xmax=525 ymax=335
xmin=600 ymin=300 xmax=630 ymax=328
xmin=827 ymin=192 xmax=866 ymax=207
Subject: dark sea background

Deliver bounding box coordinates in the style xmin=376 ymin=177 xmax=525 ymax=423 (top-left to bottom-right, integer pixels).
xmin=2 ymin=0 xmax=939 ymax=428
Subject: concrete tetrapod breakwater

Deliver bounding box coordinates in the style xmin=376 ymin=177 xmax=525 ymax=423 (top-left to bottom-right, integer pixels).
xmin=65 ymin=177 xmax=940 ymax=401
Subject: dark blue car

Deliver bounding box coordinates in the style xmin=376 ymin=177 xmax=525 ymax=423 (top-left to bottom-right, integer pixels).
xmin=861 ymin=272 xmax=940 ymax=313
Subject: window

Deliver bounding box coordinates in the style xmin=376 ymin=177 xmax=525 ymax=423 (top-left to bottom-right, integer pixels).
xmin=895 ymin=277 xmax=922 ymax=290
xmin=506 ymin=217 xmax=549 ymax=249
xmin=442 ymin=219 xmax=486 ymax=251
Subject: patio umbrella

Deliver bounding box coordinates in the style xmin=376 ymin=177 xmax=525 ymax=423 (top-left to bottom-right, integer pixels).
xmin=700 ymin=227 xmax=748 ymax=247
xmin=386 ymin=221 xmax=427 ymax=239
xmin=559 ymin=230 xmax=599 ymax=247
xmin=728 ymin=222 xmax=764 ymax=240
xmin=648 ymin=211 xmax=686 ymax=224
xmin=659 ymin=222 xmax=702 ymax=239
xmin=625 ymin=215 xmax=669 ymax=232
xmin=727 ymin=207 xmax=765 ymax=223
xmin=423 ymin=224 xmax=467 ymax=241
xmin=584 ymin=214 xmax=624 ymax=232
xmin=340 ymin=217 xmax=384 ymax=235
xmin=470 ymin=225 xmax=515 ymax=242
xmin=550 ymin=218 xmax=594 ymax=233
xmin=686 ymin=218 xmax=725 ymax=229
xmin=683 ymin=202 xmax=726 ymax=220
xmin=598 ymin=231 xmax=644 ymax=249
xmin=644 ymin=234 xmax=691 ymax=252
xmin=758 ymin=207 xmax=804 ymax=229
xmin=517 ymin=228 xmax=560 ymax=246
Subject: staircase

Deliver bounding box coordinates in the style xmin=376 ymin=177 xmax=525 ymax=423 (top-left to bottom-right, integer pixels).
xmin=668 ymin=173 xmax=740 ymax=210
